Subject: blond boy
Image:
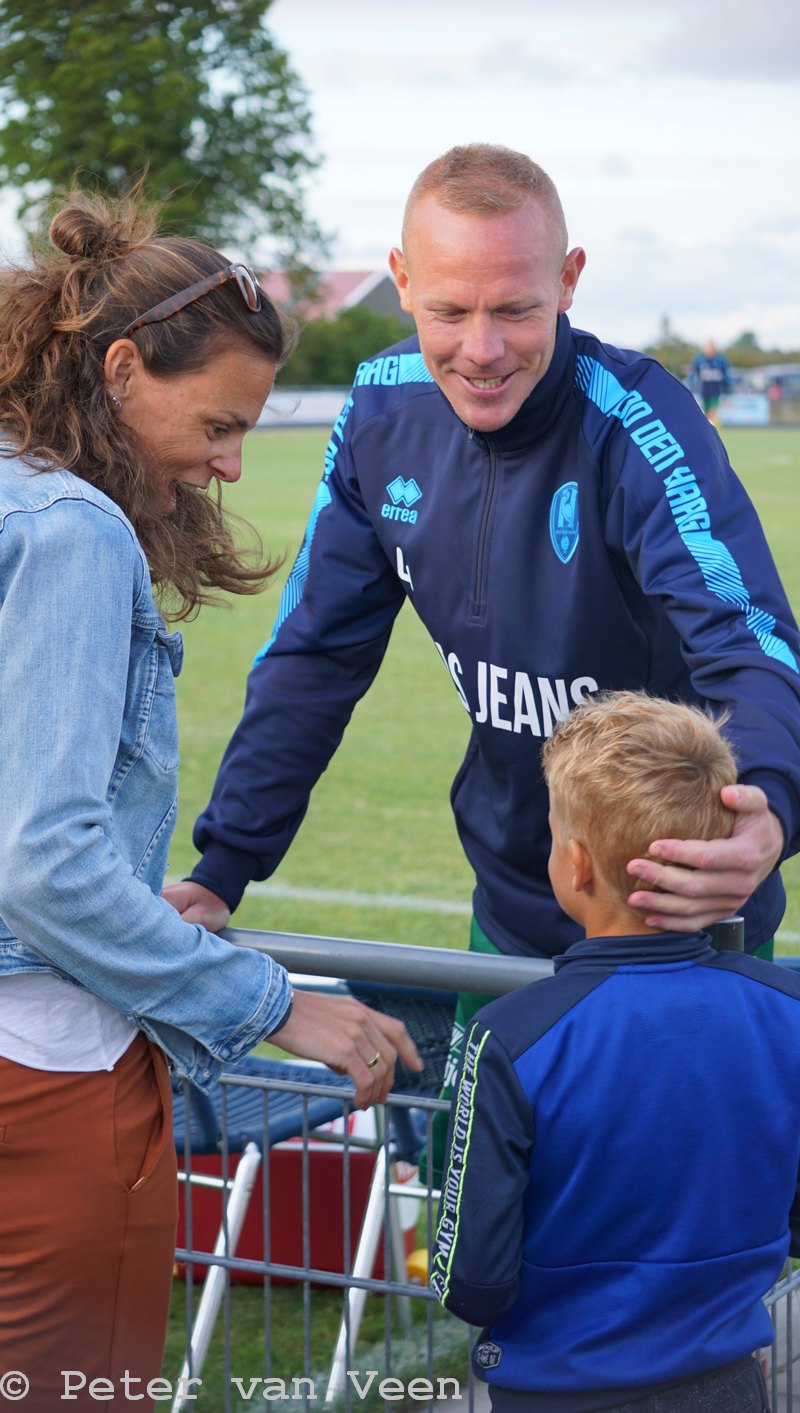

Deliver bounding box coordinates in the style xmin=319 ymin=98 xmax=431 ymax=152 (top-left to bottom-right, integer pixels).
xmin=432 ymin=691 xmax=797 ymax=1413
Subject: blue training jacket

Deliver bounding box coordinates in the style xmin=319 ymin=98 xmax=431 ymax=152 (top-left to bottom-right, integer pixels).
xmin=192 ymin=315 xmax=800 ymax=957
xmin=431 ymin=932 xmax=800 ymax=1409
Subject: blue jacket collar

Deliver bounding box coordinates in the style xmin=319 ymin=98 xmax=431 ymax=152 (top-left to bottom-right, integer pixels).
xmin=480 ymin=312 xmax=576 ymax=454
xmin=553 ymin=930 xmax=715 ymax=971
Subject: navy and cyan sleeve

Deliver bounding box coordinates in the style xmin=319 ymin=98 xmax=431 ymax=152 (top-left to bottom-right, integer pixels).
xmin=431 ymin=1019 xmax=534 ymax=1329
xmin=192 ymin=394 xmax=406 ymax=909
xmin=592 ymin=358 xmax=800 ymax=859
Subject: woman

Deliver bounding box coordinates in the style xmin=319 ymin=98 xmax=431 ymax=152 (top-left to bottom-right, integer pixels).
xmin=0 ymin=191 xmax=419 ymax=1407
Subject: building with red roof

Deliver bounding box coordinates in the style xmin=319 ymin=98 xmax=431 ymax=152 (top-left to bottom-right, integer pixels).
xmin=257 ymin=269 xmax=413 ymax=326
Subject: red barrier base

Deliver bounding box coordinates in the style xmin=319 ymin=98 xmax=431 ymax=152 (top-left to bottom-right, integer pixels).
xmin=176 ymin=1137 xmax=416 ymax=1286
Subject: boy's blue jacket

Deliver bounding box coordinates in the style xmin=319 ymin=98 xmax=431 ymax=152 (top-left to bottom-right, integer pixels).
xmin=192 ymin=316 xmax=800 ymax=956
xmin=431 ymin=933 xmax=800 ymax=1408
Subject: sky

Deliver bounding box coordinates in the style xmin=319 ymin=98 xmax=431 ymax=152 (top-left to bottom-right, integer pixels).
xmin=0 ymin=0 xmax=796 ymax=353
xmin=264 ymin=0 xmax=800 ymax=352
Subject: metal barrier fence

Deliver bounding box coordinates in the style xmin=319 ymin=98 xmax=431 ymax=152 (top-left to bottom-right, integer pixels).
xmin=167 ymin=924 xmax=798 ymax=1412
xmin=172 ymin=1078 xmax=476 ymax=1412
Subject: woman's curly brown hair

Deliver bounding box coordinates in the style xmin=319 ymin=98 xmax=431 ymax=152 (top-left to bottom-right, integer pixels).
xmin=0 ymin=188 xmax=298 ymax=619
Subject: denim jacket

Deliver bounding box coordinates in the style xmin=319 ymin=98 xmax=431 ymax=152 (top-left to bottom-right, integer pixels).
xmin=0 ymin=452 xmax=292 ymax=1088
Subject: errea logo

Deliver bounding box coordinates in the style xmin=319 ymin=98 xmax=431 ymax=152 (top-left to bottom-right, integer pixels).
xmin=474 ymin=1342 xmax=503 ymax=1371
xmin=382 ymin=476 xmax=422 ymax=524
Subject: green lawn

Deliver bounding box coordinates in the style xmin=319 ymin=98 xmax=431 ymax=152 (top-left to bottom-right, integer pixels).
xmin=162 ymin=1280 xmax=470 ymax=1410
xmin=171 ymin=423 xmax=800 ymax=950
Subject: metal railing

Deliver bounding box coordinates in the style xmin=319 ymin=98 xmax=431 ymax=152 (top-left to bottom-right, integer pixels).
xmin=170 ymin=928 xmax=546 ymax=1412
xmin=225 ymin=925 xmax=554 ymax=992
xmin=173 ymin=1075 xmax=459 ymax=1411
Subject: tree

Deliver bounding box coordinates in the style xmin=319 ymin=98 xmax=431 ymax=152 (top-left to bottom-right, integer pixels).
xmin=724 ymin=331 xmax=767 ymax=369
xmin=0 ymin=0 xmax=328 ymax=270
xmin=643 ymin=315 xmax=696 ymax=379
xmin=281 ymin=306 xmax=413 ymax=387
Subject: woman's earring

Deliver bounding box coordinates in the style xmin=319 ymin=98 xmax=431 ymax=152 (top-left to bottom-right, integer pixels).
xmin=110 ymin=393 xmax=121 ymax=410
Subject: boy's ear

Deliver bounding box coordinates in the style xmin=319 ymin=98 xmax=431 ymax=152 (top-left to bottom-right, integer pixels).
xmin=569 ymin=838 xmax=593 ymax=893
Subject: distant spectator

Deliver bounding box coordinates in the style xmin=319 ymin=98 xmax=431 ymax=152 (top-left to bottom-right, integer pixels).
xmin=690 ymin=339 xmax=731 ymax=425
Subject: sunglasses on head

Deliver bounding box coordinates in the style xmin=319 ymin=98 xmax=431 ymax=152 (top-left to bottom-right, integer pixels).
xmin=120 ymin=262 xmax=262 ymax=339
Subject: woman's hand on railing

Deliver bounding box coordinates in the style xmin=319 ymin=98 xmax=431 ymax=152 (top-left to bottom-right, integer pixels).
xmin=163 ymin=880 xmax=232 ymax=932
xmin=269 ymin=990 xmax=424 ymax=1109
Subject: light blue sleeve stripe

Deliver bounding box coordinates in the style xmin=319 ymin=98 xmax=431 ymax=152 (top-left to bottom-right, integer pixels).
xmin=398 ymin=353 xmax=435 ymax=384
xmin=577 ymin=356 xmax=798 ymax=674
xmin=253 ymin=480 xmax=333 ymax=664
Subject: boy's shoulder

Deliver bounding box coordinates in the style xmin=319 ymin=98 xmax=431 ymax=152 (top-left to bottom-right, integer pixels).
xmin=474 ymin=963 xmax=612 ymax=1063
xmin=704 ymin=950 xmax=800 ymax=1001
xmin=475 ymin=931 xmax=663 ymax=1053
xmin=474 ymin=944 xmax=800 ymax=1067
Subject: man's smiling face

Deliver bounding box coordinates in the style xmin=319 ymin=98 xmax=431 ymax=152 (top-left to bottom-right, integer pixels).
xmin=390 ymin=194 xmax=585 ymax=433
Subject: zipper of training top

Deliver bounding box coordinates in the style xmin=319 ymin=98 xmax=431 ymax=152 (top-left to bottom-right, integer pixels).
xmin=471 ymin=433 xmax=497 ymax=613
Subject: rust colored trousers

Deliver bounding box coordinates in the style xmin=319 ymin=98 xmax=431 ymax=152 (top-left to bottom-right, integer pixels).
xmin=0 ymin=1031 xmax=178 ymax=1411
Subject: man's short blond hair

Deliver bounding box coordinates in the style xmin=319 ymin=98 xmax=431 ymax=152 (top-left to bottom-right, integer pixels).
xmin=402 ymin=143 xmax=568 ymax=257
xmin=541 ymin=691 xmax=737 ymax=908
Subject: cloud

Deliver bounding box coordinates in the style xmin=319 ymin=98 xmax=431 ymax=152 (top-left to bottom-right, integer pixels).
xmin=265 ymin=0 xmax=800 ymax=349
xmin=468 ymin=41 xmax=574 ymax=87
xmin=573 ymin=212 xmax=800 ymax=350
xmin=646 ymin=0 xmax=800 ymax=80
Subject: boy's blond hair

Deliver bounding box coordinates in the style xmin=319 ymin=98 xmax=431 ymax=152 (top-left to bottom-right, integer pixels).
xmin=541 ymin=691 xmax=737 ymax=909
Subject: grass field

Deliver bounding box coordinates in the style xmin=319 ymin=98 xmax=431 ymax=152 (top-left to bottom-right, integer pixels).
xmin=170 ymin=423 xmax=800 ymax=951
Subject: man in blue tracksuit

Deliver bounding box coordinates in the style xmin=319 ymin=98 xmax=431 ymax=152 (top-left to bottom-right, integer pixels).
xmin=165 ymin=145 xmax=800 ymax=1175
xmin=432 ymin=692 xmax=793 ymax=1411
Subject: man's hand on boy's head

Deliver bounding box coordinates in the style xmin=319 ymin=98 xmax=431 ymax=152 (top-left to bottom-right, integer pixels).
xmin=625 ymin=785 xmax=784 ymax=932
